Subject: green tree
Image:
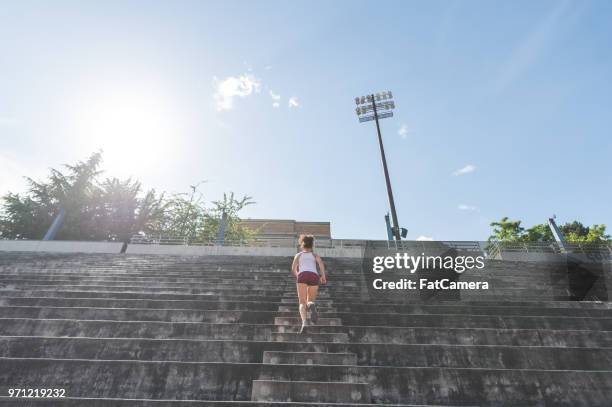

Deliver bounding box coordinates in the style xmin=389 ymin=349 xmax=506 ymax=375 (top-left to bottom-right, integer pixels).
xmin=522 ymin=223 xmax=554 ymax=242
xmin=97 ymin=178 xmax=164 ymax=244
xmin=0 ymin=193 xmax=47 ymax=239
xmin=147 ymin=183 xmax=208 ymax=241
xmin=199 ymin=192 xmax=256 ymax=243
xmin=559 ymin=221 xmax=589 ymax=240
xmin=1 ymin=153 xmax=163 ymax=242
xmin=0 ymin=153 xmax=102 ymax=239
xmin=488 ymin=217 xmax=524 ymax=242
xmin=0 ymin=153 xmax=257 ymax=244
xmin=487 ymin=217 xmax=610 ymax=243
xmin=564 ymin=223 xmax=610 ymax=243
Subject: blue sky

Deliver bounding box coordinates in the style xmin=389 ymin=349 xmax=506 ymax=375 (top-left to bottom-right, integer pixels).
xmin=1 ymin=0 xmax=610 ymax=240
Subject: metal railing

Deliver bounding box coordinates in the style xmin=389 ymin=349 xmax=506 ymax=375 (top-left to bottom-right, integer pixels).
xmin=129 ymin=234 xmax=612 ymax=257
xmin=130 ymin=234 xmax=333 ymax=248
xmin=486 ymin=240 xmax=612 ymax=259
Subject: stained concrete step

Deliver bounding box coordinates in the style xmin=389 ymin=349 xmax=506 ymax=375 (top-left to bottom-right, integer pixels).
xmin=0 ymin=269 xmax=344 ymax=276
xmin=1 ymin=288 xmax=588 ymax=306
xmin=281 ymin=298 xmax=333 ymax=306
xmin=251 ymin=380 xmax=371 ymax=403
xmin=277 ymin=312 xmax=612 ymax=331
xmin=285 ymin=296 xmax=612 ymax=309
xmin=0 ymin=306 xmax=281 ymax=324
xmin=277 ymin=305 xmax=336 ymax=313
xmin=274 ymin=317 xmax=342 ymax=327
xmin=5 ymin=336 xmax=609 ymax=370
xmin=6 ymin=289 xmax=609 ymax=311
xmin=346 ymin=325 xmax=612 ymax=346
xmin=0 ymin=279 xmax=329 ymax=290
xmin=331 ymin=303 xmax=612 ymax=318
xmin=1 ymin=285 xmax=311 ymax=295
xmin=0 ymin=397 xmax=444 ymax=406
xmin=281 ymin=289 xmax=335 ymax=299
xmin=263 ymin=351 xmax=357 ymax=366
xmin=0 ymin=319 xmax=274 ymax=341
xmin=270 ymin=332 xmax=349 ymax=343
xmin=273 ymin=325 xmax=346 ymax=334
xmin=5 ymin=318 xmax=612 ymax=348
xmin=0 ymin=297 xmax=284 ymax=311
xmin=0 ymin=275 xmax=361 ymax=287
xmin=1 ymin=290 xmax=285 ymax=303
xmin=0 ymin=336 xmax=342 ymax=363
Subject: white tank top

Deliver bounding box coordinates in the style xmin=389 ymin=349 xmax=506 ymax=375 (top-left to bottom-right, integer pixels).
xmin=297 ymin=251 xmax=318 ymax=275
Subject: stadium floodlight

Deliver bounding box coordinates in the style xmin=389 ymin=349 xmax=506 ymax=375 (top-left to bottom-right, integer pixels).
xmin=354 ymin=91 xmax=402 ymax=241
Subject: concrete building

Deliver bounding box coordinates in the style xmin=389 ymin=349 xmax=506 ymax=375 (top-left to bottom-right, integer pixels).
xmin=239 ymin=219 xmax=331 ymax=240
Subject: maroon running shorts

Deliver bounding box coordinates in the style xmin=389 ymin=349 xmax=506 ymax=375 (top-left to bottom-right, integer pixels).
xmin=297 ymin=271 xmax=320 ymax=286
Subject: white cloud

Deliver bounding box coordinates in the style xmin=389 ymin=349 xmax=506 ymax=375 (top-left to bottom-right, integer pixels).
xmin=213 ymin=74 xmax=262 ymax=111
xmin=458 ymin=204 xmax=478 ymax=211
xmin=269 ymin=90 xmax=281 ymax=108
xmin=288 ymin=96 xmax=300 ymax=108
xmin=398 ymin=124 xmax=408 ymax=139
xmin=264 ymin=65 xmax=272 ymax=71
xmin=452 ymin=164 xmax=476 ymax=176
xmin=269 ymin=90 xmax=281 ymax=100
xmin=416 ymin=235 xmax=434 ymax=241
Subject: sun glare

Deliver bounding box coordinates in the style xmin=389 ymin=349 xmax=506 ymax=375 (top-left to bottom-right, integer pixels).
xmin=73 ymin=85 xmax=179 ymax=177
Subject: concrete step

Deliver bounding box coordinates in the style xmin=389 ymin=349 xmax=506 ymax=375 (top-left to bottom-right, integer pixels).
xmin=0 ymin=336 xmax=351 ymax=364
xmin=0 ymin=306 xmax=281 ymax=324
xmin=0 ymin=290 xmax=285 ymax=303
xmin=0 ymin=275 xmax=361 ymax=287
xmin=336 ymin=312 xmax=612 ymax=331
xmin=263 ymin=351 xmax=357 ymax=366
xmin=273 ymin=325 xmax=346 ymax=334
xmin=5 ymin=335 xmax=609 ymax=370
xmin=0 ymin=318 xmax=274 ymax=341
xmin=281 ymin=298 xmax=333 ymax=306
xmin=345 ymin=325 xmax=612 ymax=347
xmin=277 ymin=305 xmax=336 ymax=313
xmin=0 ymin=397 xmax=441 ymax=406
xmin=270 ymin=332 xmax=349 ymax=343
xmin=331 ymin=303 xmax=612 ymax=318
xmin=286 ymin=296 xmax=612 ymax=309
xmin=7 ymin=289 xmax=608 ymax=312
xmin=0 ymin=279 xmax=323 ymax=290
xmin=274 ymin=317 xmax=342 ymax=327
xmin=251 ymin=380 xmax=370 ymax=403
xmin=1 ymin=284 xmax=306 ymax=295
xmin=282 ymin=295 xmax=333 ymax=301
xmin=0 ymin=297 xmax=282 ymax=311
xmin=5 ymin=317 xmax=612 ymax=348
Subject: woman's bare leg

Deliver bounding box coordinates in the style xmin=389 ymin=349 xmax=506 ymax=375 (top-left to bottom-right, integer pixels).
xmin=307 ymin=285 xmax=319 ymax=323
xmin=296 ymin=283 xmax=308 ymax=323
xmin=307 ymin=285 xmax=319 ymax=305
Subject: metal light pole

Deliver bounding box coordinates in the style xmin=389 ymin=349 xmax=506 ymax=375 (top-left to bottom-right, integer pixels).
xmin=355 ymin=92 xmax=402 ymax=241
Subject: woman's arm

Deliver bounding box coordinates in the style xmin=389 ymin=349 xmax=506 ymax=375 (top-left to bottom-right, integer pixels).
xmin=291 ymin=254 xmax=300 ymax=278
xmin=315 ymin=254 xmax=326 ymax=284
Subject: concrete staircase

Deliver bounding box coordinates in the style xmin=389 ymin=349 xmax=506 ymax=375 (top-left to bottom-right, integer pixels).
xmin=253 ymin=277 xmax=370 ymax=404
xmin=0 ymin=251 xmax=611 ymax=406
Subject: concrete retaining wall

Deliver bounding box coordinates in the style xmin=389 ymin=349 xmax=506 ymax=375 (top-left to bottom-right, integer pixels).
xmin=125 ymin=244 xmax=363 ymax=258
xmin=498 ymin=250 xmax=612 ymax=263
xmin=0 ymin=240 xmax=362 ymax=258
xmin=0 ymin=240 xmax=123 ymax=254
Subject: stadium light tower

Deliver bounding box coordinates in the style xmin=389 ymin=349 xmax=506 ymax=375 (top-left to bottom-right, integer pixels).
xmin=355 ymin=91 xmax=402 ymax=241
